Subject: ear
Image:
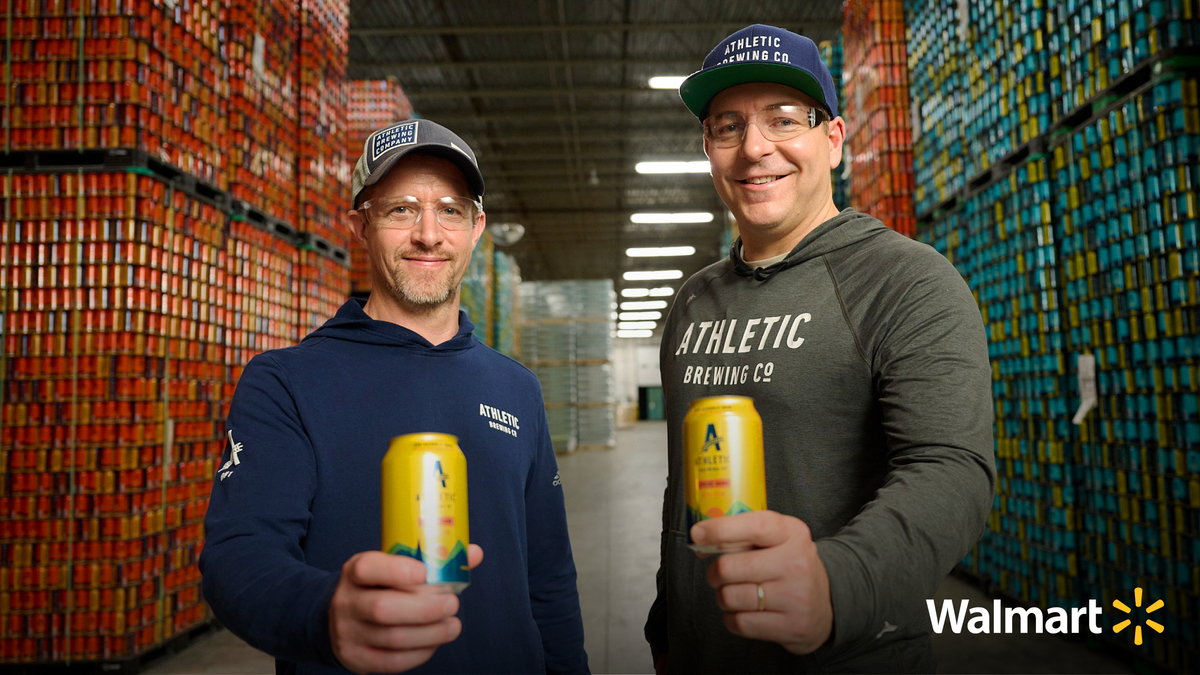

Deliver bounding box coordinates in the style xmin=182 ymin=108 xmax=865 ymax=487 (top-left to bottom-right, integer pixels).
xmin=470 ymin=209 xmax=487 ymax=248
xmin=826 ymin=117 xmax=847 ymax=171
xmin=347 ymin=209 xmax=368 ymax=244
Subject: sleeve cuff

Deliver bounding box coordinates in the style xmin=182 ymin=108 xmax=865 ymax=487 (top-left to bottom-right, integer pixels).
xmin=308 ymin=572 xmax=344 ymax=669
xmin=815 ymin=538 xmax=876 ymax=649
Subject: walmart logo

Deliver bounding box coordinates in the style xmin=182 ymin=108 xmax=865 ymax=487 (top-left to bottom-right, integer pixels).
xmin=702 ymin=424 xmax=724 ymax=453
xmin=1112 ymin=587 xmax=1164 ymax=646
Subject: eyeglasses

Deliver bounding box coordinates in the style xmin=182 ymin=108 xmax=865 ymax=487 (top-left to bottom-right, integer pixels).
xmin=357 ymin=195 xmax=483 ymax=231
xmin=702 ymin=104 xmax=827 ymax=148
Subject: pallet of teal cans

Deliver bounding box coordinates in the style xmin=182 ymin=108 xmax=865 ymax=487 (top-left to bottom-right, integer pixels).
xmin=1051 ymin=75 xmax=1200 ymax=667
xmin=906 ymin=0 xmax=969 ymax=216
xmin=963 ymin=0 xmax=1016 ymax=176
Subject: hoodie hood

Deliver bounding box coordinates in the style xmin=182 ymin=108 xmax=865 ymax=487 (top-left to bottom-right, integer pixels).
xmin=303 ymin=297 xmax=478 ymax=351
xmin=731 ymin=208 xmax=893 ymax=281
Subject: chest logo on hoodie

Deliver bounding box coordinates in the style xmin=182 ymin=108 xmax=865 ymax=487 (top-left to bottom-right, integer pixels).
xmin=671 ymin=313 xmax=811 ymax=387
xmin=480 ymin=404 xmax=520 ymax=438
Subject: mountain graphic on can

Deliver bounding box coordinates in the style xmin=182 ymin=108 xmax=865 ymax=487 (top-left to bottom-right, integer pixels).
xmin=683 ymin=396 xmax=766 ymax=553
xmin=382 ymin=433 xmax=470 ymax=593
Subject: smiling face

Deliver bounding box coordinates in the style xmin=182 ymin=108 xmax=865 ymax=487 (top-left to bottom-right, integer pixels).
xmin=704 ymin=82 xmax=844 ymax=251
xmin=349 ymin=153 xmax=485 ymax=313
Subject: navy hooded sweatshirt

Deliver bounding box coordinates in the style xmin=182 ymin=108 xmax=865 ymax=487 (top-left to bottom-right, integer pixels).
xmin=200 ymin=298 xmax=589 ymax=675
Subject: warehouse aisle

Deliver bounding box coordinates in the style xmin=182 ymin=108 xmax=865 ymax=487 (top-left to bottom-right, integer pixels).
xmin=142 ymin=420 xmax=1136 ymax=674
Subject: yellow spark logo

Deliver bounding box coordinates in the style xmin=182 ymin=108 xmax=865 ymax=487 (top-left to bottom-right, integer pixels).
xmin=1112 ymin=587 xmax=1164 ymax=645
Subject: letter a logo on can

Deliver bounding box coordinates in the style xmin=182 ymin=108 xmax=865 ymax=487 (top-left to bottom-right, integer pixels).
xmin=434 ymin=460 xmax=449 ymax=488
xmin=703 ymin=424 xmax=723 ymax=453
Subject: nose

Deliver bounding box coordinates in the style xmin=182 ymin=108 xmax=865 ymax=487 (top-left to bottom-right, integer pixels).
xmin=411 ymin=206 xmax=446 ymax=247
xmin=739 ymin=120 xmax=774 ymax=163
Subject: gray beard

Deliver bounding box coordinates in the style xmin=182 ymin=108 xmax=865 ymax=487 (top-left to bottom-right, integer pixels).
xmin=381 ymin=249 xmax=459 ymax=312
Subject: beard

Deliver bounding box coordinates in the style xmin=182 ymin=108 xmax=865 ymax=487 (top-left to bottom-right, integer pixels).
xmin=378 ymin=244 xmax=462 ymax=311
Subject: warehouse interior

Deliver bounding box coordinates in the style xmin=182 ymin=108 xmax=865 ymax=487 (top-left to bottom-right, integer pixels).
xmin=0 ymin=0 xmax=1196 ymax=672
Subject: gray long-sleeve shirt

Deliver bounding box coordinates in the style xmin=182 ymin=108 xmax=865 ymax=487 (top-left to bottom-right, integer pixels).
xmin=646 ymin=209 xmax=996 ymax=672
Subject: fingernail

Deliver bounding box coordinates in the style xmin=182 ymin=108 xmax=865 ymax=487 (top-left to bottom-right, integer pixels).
xmin=691 ymin=525 xmax=704 ymax=543
xmin=443 ymin=597 xmax=457 ymax=614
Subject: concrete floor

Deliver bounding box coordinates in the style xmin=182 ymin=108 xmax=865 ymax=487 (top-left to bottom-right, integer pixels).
xmin=144 ymin=421 xmax=1138 ymax=675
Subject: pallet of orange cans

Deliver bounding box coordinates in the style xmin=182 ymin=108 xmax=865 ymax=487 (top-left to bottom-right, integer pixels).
xmin=0 ymin=0 xmax=229 ymax=190
xmin=841 ymin=0 xmax=916 ymax=237
xmin=298 ymin=0 xmax=350 ymax=252
xmin=225 ymin=0 xmax=299 ymax=226
xmin=297 ymin=232 xmax=349 ymax=336
xmin=225 ymin=216 xmax=300 ymax=367
xmin=0 ymin=167 xmax=229 ymax=664
xmin=346 ymin=79 xmax=414 ymax=158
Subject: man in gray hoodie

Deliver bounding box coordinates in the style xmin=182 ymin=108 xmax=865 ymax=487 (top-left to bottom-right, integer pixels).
xmin=644 ymin=25 xmax=996 ymax=673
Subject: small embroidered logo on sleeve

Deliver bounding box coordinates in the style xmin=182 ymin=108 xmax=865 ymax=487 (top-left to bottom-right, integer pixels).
xmin=219 ymin=430 xmax=244 ymax=481
xmin=552 ymin=472 xmax=562 ymax=487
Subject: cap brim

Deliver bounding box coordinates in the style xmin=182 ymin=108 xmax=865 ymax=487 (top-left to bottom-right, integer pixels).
xmin=679 ymin=62 xmax=829 ymax=119
xmin=361 ymin=143 xmax=486 ymax=200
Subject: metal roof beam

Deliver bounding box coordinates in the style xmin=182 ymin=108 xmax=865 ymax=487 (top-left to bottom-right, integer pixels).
xmin=348 ymin=57 xmax=703 ymax=72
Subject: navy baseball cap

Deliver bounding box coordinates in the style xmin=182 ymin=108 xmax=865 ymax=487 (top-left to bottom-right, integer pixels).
xmin=352 ymin=118 xmax=485 ymax=205
xmin=679 ymin=24 xmax=839 ymax=120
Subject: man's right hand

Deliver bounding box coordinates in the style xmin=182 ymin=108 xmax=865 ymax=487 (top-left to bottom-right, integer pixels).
xmin=329 ymin=547 xmax=484 ymax=674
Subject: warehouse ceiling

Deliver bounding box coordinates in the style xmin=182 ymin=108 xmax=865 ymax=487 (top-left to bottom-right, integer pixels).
xmin=346 ymin=0 xmax=842 ymax=289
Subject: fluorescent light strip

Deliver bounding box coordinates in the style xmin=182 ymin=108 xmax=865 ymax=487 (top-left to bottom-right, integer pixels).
xmin=626 ymin=246 xmax=696 ymax=257
xmin=630 ymin=213 xmax=714 ymax=224
xmin=635 ymin=161 xmax=710 ymax=174
xmin=621 ymin=288 xmax=651 ymax=298
xmin=618 ymin=329 xmax=654 ymax=338
xmin=623 ymin=270 xmax=683 ymax=281
xmin=648 ymin=76 xmax=687 ymax=89
xmin=619 ymin=311 xmax=662 ymax=321
xmin=618 ymin=321 xmax=657 ymax=330
xmin=648 ymin=287 xmax=674 ymax=297
xmin=620 ymin=300 xmax=669 ymax=311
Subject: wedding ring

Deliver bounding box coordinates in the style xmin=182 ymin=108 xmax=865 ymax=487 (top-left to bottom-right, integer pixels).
xmin=756 ymin=583 xmax=765 ymax=611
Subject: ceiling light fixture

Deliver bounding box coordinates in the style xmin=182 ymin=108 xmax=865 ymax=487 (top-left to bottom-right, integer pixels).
xmin=620 ymin=300 xmax=669 ymax=310
xmin=621 ymin=288 xmax=651 ymax=298
xmin=625 ymin=246 xmax=696 ymax=257
xmin=618 ymin=321 xmax=657 ymax=330
xmin=635 ymin=161 xmax=710 ymax=174
xmin=618 ymin=311 xmax=663 ymax=321
xmin=630 ymin=213 xmax=714 ymax=224
xmin=648 ymin=76 xmax=687 ymax=89
xmin=622 ymin=270 xmax=683 ymax=281
xmin=648 ymin=287 xmax=675 ymax=297
xmin=617 ymin=329 xmax=654 ymax=338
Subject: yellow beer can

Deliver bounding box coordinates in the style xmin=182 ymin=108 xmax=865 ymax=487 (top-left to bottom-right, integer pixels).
xmin=381 ymin=432 xmax=470 ymax=593
xmin=683 ymin=396 xmax=766 ymax=553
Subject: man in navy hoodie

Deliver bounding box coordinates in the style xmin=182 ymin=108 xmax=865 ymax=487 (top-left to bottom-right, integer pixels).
xmin=200 ymin=119 xmax=590 ymax=675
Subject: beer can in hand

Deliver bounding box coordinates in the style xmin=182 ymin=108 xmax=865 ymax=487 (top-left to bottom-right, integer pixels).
xmin=683 ymin=396 xmax=766 ymax=553
xmin=382 ymin=432 xmax=470 ymax=593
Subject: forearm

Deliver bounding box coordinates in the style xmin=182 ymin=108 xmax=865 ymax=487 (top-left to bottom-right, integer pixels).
xmin=200 ymin=520 xmax=342 ymax=666
xmin=815 ymin=448 xmax=994 ymax=646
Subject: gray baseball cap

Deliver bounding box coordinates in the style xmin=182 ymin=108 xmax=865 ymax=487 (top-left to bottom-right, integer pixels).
xmin=351 ymin=119 xmax=485 ymax=205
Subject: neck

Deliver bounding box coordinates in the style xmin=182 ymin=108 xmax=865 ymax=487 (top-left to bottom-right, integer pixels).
xmin=362 ymin=285 xmax=463 ymax=346
xmin=739 ymin=198 xmax=841 ymax=262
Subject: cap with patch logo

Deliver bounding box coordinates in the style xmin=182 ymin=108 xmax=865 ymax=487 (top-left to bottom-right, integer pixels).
xmin=679 ymin=24 xmax=839 ymax=120
xmin=351 ymin=118 xmax=485 ymax=205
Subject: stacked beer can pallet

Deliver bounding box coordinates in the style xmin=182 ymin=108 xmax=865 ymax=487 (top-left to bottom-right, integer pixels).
xmin=459 ymin=232 xmax=494 ymax=346
xmin=818 ymin=37 xmax=849 ymax=208
xmin=1051 ymin=74 xmax=1200 ymax=669
xmin=0 ymin=0 xmax=229 ymax=190
xmin=492 ymin=251 xmax=520 ymax=359
xmin=296 ymin=240 xmax=350 ymax=337
xmin=905 ymin=0 xmax=967 ymax=217
xmin=0 ymin=162 xmax=231 ymax=663
xmin=225 ymin=0 xmax=299 ymax=227
xmin=961 ymin=0 xmax=1015 ymax=177
xmin=345 ymin=79 xmax=414 ymax=294
xmin=297 ymin=0 xmax=350 ymax=251
xmin=841 ymin=0 xmax=916 ymax=236
xmin=519 ymin=280 xmax=617 ymax=453
xmin=912 ymin=0 xmax=1200 ymax=659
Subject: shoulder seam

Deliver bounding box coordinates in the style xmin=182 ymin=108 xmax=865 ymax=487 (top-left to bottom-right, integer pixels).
xmin=822 ymin=254 xmax=871 ymax=366
xmin=261 ymin=352 xmax=318 ymax=474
